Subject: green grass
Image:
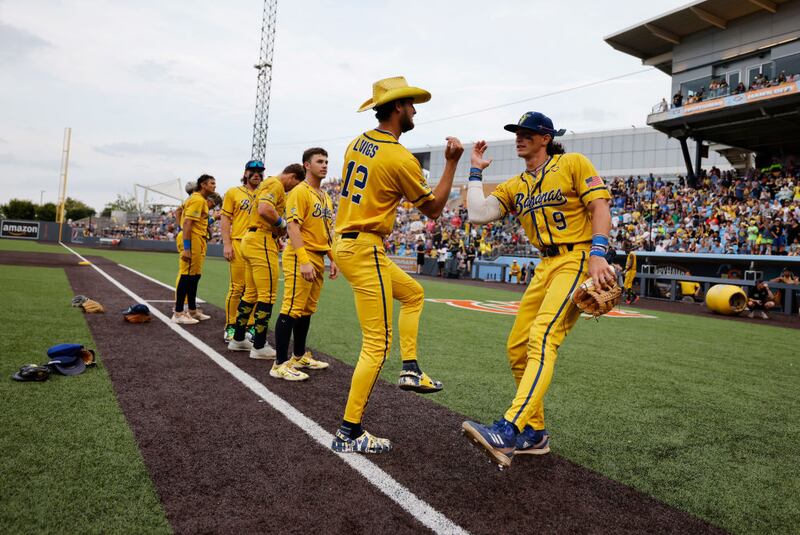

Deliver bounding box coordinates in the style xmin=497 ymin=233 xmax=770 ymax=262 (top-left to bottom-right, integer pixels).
xmin=0 ymin=263 xmax=170 ymax=534
xmin=2 ymin=239 xmax=799 ymax=534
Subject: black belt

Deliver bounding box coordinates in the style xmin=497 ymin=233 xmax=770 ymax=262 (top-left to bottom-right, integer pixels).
xmin=248 ymin=227 xmax=277 ymax=239
xmin=539 ymin=243 xmax=582 ymax=258
xmin=341 ymin=232 xmax=359 ymax=239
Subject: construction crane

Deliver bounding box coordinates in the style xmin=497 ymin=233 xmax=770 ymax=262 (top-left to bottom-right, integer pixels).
xmin=251 ymin=0 xmax=278 ymax=162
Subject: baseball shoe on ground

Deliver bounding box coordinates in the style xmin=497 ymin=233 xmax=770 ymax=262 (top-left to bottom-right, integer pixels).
xmin=223 ymin=325 xmax=235 ymax=343
xmin=245 ymin=325 xmax=256 ymax=341
xmin=462 ymin=418 xmax=517 ymax=468
xmin=514 ymin=426 xmax=550 ymax=455
xmin=398 ymin=370 xmax=442 ymax=394
xmin=269 ymin=361 xmax=309 ymax=381
xmin=249 ymin=343 xmax=276 ymax=360
xmin=227 ymin=338 xmax=253 ymax=352
xmin=187 ymin=308 xmax=210 ymax=321
xmin=331 ymin=429 xmax=392 ymax=454
xmin=171 ymin=311 xmax=199 ymax=325
xmin=290 ymin=351 xmax=329 ymax=370
xmin=759 ymin=310 xmax=769 ymax=319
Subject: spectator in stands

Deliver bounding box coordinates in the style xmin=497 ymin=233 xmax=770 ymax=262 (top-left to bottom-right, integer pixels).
xmin=672 ymin=91 xmax=683 ymax=108
xmin=746 ymin=279 xmax=776 ymax=319
xmin=437 ymin=244 xmax=447 ymax=276
xmin=416 ymin=239 xmax=425 ymax=274
xmin=657 ymin=98 xmax=668 ymax=112
xmin=771 ymin=268 xmax=800 ymax=285
xmin=466 ymin=244 xmax=476 ymax=276
xmin=733 ymin=81 xmax=746 ymax=94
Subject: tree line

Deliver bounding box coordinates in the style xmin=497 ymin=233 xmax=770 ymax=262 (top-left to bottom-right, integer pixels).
xmin=0 ymin=194 xmax=138 ymax=221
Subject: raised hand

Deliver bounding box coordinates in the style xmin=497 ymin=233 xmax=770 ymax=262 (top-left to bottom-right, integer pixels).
xmin=471 ymin=140 xmax=492 ymax=170
xmin=444 ymin=136 xmax=464 ymax=162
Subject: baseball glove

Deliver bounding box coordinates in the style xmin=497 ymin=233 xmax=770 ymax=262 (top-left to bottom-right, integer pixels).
xmin=124 ymin=312 xmax=151 ymax=323
xmin=81 ymin=299 xmax=105 ymax=313
xmin=71 ymin=295 xmax=88 ymax=307
xmin=571 ymin=277 xmax=622 ymax=317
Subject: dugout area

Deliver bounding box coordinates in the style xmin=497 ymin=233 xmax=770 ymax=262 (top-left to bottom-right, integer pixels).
xmin=2 ymin=242 xmax=798 ymax=534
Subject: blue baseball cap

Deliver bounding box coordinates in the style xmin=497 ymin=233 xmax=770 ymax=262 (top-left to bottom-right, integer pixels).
xmin=504 ymin=112 xmax=566 ymax=137
xmin=46 ymin=343 xmax=87 ymax=376
xmin=245 ymin=160 xmax=265 ymax=171
xmin=122 ymin=304 xmax=150 ymax=315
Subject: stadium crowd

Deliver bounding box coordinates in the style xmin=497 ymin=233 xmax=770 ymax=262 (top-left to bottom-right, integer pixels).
xmin=82 ymin=162 xmax=800 ymax=261
xmin=656 ymin=69 xmax=799 ymax=111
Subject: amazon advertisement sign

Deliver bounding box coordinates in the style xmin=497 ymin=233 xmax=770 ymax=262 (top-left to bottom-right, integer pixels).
xmin=1 ymin=220 xmax=40 ymax=240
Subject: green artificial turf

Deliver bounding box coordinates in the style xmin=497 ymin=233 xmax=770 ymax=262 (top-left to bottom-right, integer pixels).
xmin=2 ymin=238 xmax=799 ymax=534
xmin=0 ymin=264 xmax=171 ymax=534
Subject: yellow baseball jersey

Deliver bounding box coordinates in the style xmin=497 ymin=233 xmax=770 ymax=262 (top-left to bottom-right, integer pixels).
xmin=221 ymin=185 xmax=258 ymax=239
xmin=182 ymin=192 xmax=209 ymax=239
xmin=335 ymin=129 xmax=434 ymax=237
xmin=285 ymin=181 xmax=334 ymax=252
xmin=247 ymin=176 xmax=286 ymax=231
xmin=490 ymin=153 xmax=610 ymax=249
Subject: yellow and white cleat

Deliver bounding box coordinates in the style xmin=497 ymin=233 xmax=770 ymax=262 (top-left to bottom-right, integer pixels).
xmin=290 ymin=351 xmax=329 ymax=370
xmin=269 ymin=361 xmax=309 ymax=381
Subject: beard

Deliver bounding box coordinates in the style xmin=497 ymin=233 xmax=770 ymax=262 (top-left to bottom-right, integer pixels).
xmin=399 ymin=111 xmax=415 ymax=133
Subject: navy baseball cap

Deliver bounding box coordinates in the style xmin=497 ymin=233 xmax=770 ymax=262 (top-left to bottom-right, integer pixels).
xmin=45 ymin=343 xmax=86 ymax=376
xmin=245 ymin=160 xmax=265 ymax=171
xmin=504 ymin=112 xmax=566 ymax=137
xmin=122 ymin=304 xmax=150 ymax=315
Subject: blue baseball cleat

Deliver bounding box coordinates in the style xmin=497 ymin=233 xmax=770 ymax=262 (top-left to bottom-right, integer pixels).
xmin=461 ymin=418 xmax=517 ymax=468
xmin=514 ymin=426 xmax=550 ymax=455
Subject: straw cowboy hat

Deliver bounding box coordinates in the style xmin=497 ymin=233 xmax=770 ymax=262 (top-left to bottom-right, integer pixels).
xmin=357 ymin=76 xmax=431 ymax=113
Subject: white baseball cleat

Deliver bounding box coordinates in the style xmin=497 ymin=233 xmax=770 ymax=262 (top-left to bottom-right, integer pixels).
xmin=227 ymin=339 xmax=253 ymax=352
xmin=249 ymin=343 xmax=276 ymax=360
xmin=171 ymin=311 xmax=199 ymax=325
xmin=187 ymin=309 xmax=210 ymax=321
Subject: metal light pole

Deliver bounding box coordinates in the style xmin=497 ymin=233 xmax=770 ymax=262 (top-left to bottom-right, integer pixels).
xmin=251 ymin=0 xmax=278 ymax=162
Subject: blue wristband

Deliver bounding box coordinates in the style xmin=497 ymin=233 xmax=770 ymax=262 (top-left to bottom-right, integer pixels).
xmin=469 ymin=167 xmax=483 ymax=182
xmin=272 ymin=217 xmax=286 ymax=229
xmin=591 ymin=234 xmax=609 ymax=247
xmin=183 ymin=239 xmax=192 ymax=251
xmin=589 ymin=249 xmax=606 ymax=257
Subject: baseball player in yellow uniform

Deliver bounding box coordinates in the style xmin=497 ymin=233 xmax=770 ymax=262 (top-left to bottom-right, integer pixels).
xmin=461 ymin=112 xmax=616 ymax=468
xmin=271 ymin=148 xmax=338 ymax=381
xmin=221 ymin=160 xmax=265 ymax=342
xmin=330 ymin=76 xmax=464 ymax=454
xmin=227 ymin=164 xmax=305 ymax=360
xmin=623 ymin=246 xmax=638 ymax=304
xmin=172 ymin=174 xmax=217 ymax=325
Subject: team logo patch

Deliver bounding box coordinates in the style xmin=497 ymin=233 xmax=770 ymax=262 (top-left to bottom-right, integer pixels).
xmin=426 ymin=299 xmax=655 ymax=318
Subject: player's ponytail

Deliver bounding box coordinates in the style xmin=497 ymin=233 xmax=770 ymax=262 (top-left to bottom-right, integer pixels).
xmin=547 ymin=140 xmax=566 ymax=156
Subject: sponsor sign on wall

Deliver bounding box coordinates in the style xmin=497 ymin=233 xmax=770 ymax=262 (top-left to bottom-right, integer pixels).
xmin=390 ymin=255 xmax=418 ymax=273
xmin=1 ymin=220 xmax=40 ymax=240
xmin=655 ymin=81 xmax=800 ymax=121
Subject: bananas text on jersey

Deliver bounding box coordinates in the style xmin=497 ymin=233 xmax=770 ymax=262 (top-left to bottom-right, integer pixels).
xmin=514 ymin=188 xmax=567 ymax=216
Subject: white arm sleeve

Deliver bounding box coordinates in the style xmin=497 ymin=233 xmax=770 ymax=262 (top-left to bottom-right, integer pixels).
xmin=467 ymin=181 xmax=502 ymax=224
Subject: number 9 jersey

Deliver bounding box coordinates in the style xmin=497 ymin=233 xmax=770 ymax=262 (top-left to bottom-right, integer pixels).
xmin=335 ymin=129 xmax=435 ymax=237
xmin=490 ymin=153 xmax=611 ymax=249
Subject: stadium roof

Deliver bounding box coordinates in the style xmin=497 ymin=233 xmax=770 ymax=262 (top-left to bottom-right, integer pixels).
xmin=604 ymin=0 xmax=793 ymax=74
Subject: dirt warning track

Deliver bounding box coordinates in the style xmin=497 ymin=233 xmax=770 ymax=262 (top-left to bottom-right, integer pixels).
xmin=48 ymin=251 xmax=725 ymax=534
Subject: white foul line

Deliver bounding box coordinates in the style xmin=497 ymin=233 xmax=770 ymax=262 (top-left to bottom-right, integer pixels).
xmin=60 ymin=243 xmax=468 ymax=535
xmin=118 ymin=263 xmax=205 ymax=303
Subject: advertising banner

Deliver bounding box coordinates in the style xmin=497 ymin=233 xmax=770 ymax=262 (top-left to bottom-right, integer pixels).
xmin=659 ymin=81 xmax=800 ymax=120
xmin=390 ymin=255 xmax=418 ymax=273
xmin=0 ymin=220 xmax=40 ymax=240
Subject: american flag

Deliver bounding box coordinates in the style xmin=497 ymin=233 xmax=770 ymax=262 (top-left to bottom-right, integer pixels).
xmin=585 ymin=176 xmax=604 ymax=188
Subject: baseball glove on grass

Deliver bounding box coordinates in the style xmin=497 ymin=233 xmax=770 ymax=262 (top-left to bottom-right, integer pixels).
xmin=571 ymin=277 xmax=622 ymax=317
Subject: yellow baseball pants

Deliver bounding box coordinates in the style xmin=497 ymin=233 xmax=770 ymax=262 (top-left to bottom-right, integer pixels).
xmin=280 ymin=247 xmax=325 ymax=318
xmin=334 ymin=232 xmax=424 ymax=424
xmin=503 ymin=246 xmax=588 ymax=431
xmin=623 ymin=269 xmax=635 ymax=290
xmin=225 ymin=238 xmax=246 ymax=325
xmin=241 ymin=230 xmax=279 ymax=304
xmin=177 ymin=234 xmax=207 ymax=276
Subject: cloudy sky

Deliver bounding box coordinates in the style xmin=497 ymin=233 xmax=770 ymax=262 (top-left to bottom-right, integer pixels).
xmin=0 ymin=0 xmax=687 ymax=211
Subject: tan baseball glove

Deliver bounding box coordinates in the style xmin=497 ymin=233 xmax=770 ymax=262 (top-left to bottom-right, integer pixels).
xmin=124 ymin=312 xmax=151 ymax=323
xmin=571 ymin=277 xmax=622 ymax=317
xmin=81 ymin=299 xmax=105 ymax=313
